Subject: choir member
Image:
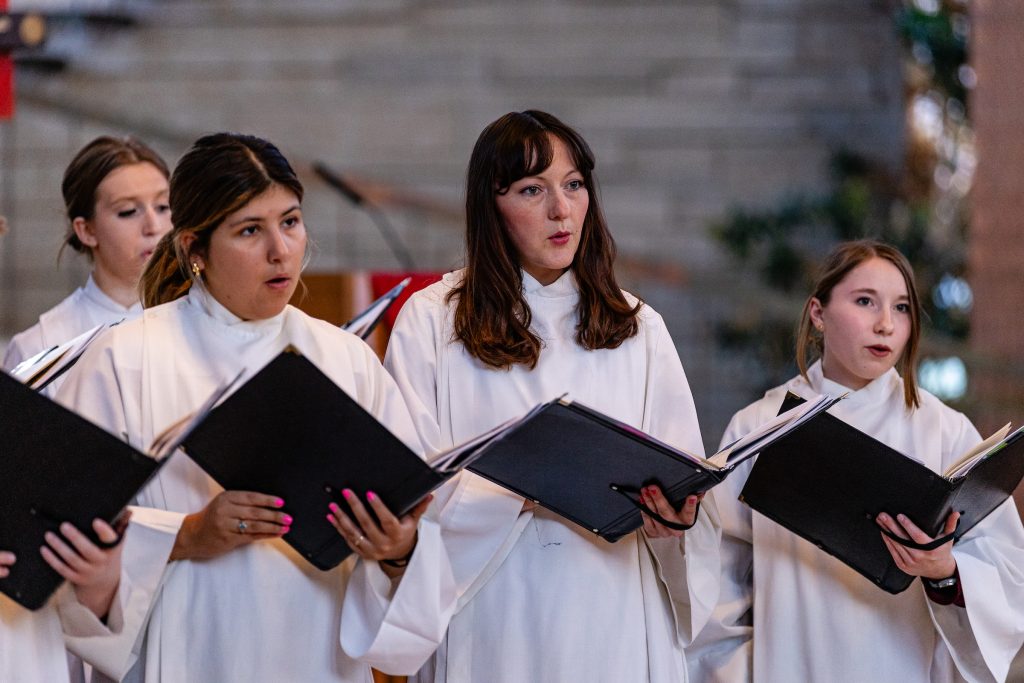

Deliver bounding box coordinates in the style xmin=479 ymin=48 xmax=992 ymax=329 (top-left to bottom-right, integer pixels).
xmin=56 ymin=133 xmax=455 ymax=682
xmin=384 ymin=110 xmax=721 ymax=682
xmin=688 ymin=240 xmax=1024 ymax=682
xmin=3 ymin=136 xmax=172 ymax=374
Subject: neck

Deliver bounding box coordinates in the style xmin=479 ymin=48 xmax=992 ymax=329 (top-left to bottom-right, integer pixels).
xmin=91 ymin=267 xmax=139 ymax=308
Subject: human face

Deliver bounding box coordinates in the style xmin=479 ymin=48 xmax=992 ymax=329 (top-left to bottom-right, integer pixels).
xmin=74 ymin=162 xmax=171 ymax=286
xmin=192 ymin=184 xmax=306 ymax=321
xmin=809 ymin=257 xmax=913 ymax=390
xmin=495 ymin=136 xmax=588 ymax=286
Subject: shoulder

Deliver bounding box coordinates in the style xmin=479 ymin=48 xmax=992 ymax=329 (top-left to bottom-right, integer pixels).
xmin=285 ymin=305 xmax=381 ymax=365
xmin=909 ymin=382 xmax=979 ymax=441
xmin=394 ymin=271 xmax=463 ymax=328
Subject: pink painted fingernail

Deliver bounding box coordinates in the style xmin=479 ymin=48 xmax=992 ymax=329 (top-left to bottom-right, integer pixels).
xmin=328 ymin=503 xmax=340 ymax=514
xmin=342 ymin=489 xmax=353 ymax=500
xmin=281 ymin=526 xmax=291 ymax=535
xmin=366 ymin=491 xmax=377 ymax=502
xmin=274 ymin=498 xmax=285 ymax=508
xmin=282 ymin=515 xmax=293 ymax=525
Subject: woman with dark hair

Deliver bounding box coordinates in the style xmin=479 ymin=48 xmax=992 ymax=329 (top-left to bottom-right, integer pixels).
xmin=385 ymin=111 xmax=720 ymax=682
xmin=688 ymin=240 xmax=1024 ymax=683
xmin=57 ymin=133 xmax=455 ymax=682
xmin=3 ymin=136 xmax=172 ymax=374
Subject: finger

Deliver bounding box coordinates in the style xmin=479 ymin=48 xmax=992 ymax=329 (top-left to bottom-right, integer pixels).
xmin=881 ymin=535 xmax=911 ymax=573
xmin=944 ymin=510 xmax=960 ymax=535
xmin=340 ymin=490 xmax=386 ymax=544
xmin=232 ymin=505 xmax=291 ymax=527
xmin=111 ymin=509 xmax=132 ymax=536
xmin=328 ymin=503 xmax=367 ymax=549
xmin=0 ymin=551 xmax=15 ymax=567
xmin=875 ymin=513 xmax=909 ymax=540
xmin=882 ymin=531 xmax=915 ymax=568
xmin=645 ymin=486 xmax=680 ymax=522
xmin=235 ymin=520 xmax=289 ymax=537
xmin=92 ymin=519 xmax=121 ymax=546
xmin=40 ymin=545 xmax=78 ymax=582
xmin=364 ymin=491 xmax=402 ymax=535
xmin=678 ymin=496 xmax=700 ymax=527
xmin=641 ymin=512 xmax=658 ymax=537
xmin=44 ymin=530 xmax=88 ymax=574
xmin=894 ymin=513 xmax=933 ymax=545
xmin=225 ymin=491 xmax=285 ymax=510
xmin=404 ymin=495 xmax=432 ymax=524
xmin=58 ymin=522 xmax=106 ymax=564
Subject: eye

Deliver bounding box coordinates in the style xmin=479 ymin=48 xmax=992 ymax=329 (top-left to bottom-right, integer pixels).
xmin=855 ymin=296 xmax=872 ymax=306
xmin=566 ymin=179 xmax=584 ymax=191
xmin=282 ymin=215 xmax=300 ymax=229
xmin=520 ymin=185 xmax=542 ymax=197
xmin=156 ymin=203 xmax=171 ymax=214
xmin=117 ymin=208 xmax=138 ymax=219
xmin=895 ymin=302 xmax=911 ymax=314
xmin=239 ymin=224 xmax=259 ymax=237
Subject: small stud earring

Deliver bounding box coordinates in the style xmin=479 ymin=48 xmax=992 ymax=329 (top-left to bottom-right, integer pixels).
xmin=191 ymin=262 xmax=202 ymax=278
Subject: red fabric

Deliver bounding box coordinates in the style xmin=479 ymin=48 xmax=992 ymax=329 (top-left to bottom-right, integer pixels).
xmin=0 ymin=1 xmax=12 ymax=119
xmin=922 ymin=566 xmax=965 ymax=608
xmin=370 ymin=271 xmax=443 ymax=332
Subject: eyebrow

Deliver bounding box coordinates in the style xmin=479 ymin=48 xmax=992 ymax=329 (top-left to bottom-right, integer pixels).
xmin=227 ymin=204 xmax=301 ymax=227
xmin=850 ymin=287 xmax=909 ymax=300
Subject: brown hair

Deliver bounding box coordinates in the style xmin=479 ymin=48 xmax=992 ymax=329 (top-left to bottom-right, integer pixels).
xmin=61 ymin=136 xmax=170 ymax=257
xmin=450 ymin=110 xmax=641 ymax=369
xmin=140 ymin=133 xmax=304 ymax=308
xmin=796 ymin=239 xmax=922 ymax=409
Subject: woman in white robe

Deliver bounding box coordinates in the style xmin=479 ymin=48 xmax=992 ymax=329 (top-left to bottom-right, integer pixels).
xmin=3 ymin=136 xmax=172 ymax=373
xmin=687 ymin=240 xmax=1024 ymax=683
xmin=385 ymin=110 xmax=721 ymax=683
xmin=57 ymin=133 xmax=455 ymax=682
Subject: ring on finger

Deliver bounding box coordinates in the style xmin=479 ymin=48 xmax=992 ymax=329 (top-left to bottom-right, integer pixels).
xmin=354 ymin=534 xmax=365 ymax=549
xmin=237 ymin=519 xmax=248 ymax=534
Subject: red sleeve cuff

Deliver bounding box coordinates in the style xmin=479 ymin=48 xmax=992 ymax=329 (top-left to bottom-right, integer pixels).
xmin=922 ymin=567 xmax=965 ymax=607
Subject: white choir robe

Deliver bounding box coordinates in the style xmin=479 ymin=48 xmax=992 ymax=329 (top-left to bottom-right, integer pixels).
xmin=384 ymin=270 xmax=722 ymax=683
xmin=687 ymin=361 xmax=1024 ymax=683
xmin=55 ymin=286 xmax=456 ymax=683
xmin=3 ymin=275 xmax=142 ymax=375
xmin=1 ymin=584 xmax=134 ymax=683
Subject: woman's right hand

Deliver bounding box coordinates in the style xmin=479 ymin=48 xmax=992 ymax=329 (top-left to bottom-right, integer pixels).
xmin=170 ymin=491 xmax=291 ymax=561
xmin=0 ymin=550 xmax=14 ymax=578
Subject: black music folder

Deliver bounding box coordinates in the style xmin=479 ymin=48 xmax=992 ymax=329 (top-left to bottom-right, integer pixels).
xmin=0 ymin=370 xmax=198 ymax=610
xmin=739 ymin=393 xmax=1024 ymax=594
xmin=180 ymin=349 xmax=453 ymax=571
xmin=454 ymin=393 xmax=838 ymax=542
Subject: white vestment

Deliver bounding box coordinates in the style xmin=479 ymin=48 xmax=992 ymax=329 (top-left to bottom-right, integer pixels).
xmin=55 ymin=286 xmax=456 ymax=682
xmin=688 ymin=361 xmax=1024 ymax=683
xmin=3 ymin=275 xmax=142 ymax=374
xmin=384 ymin=270 xmax=721 ymax=683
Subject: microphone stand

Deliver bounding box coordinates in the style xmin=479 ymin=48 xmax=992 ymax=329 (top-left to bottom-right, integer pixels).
xmin=312 ymin=161 xmax=415 ymax=271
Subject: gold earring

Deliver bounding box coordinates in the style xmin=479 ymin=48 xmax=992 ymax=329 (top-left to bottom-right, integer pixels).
xmin=191 ymin=262 xmax=201 ymax=278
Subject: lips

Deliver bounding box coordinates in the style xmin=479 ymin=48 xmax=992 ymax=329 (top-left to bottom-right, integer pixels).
xmin=867 ymin=344 xmax=892 ymax=357
xmin=265 ymin=275 xmax=292 ymax=290
xmin=549 ymin=231 xmax=571 ymax=245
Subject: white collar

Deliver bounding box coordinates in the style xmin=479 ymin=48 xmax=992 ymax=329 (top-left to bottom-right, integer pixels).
xmin=83 ymin=274 xmax=142 ymax=316
xmin=521 ymin=269 xmax=577 ymax=299
xmin=805 ymin=359 xmax=901 ymax=409
xmin=186 ymin=284 xmax=289 ymax=340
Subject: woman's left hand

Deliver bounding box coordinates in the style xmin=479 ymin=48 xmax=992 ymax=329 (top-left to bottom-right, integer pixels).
xmin=640 ymin=485 xmax=703 ymax=538
xmin=40 ymin=512 xmax=130 ymax=619
xmin=327 ymin=490 xmax=431 ymax=577
xmin=876 ymin=510 xmax=958 ymax=580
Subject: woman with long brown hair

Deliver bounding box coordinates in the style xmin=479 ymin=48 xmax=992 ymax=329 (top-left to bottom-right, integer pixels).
xmin=385 ymin=110 xmax=720 ymax=682
xmin=57 ymin=133 xmax=454 ymax=682
xmin=688 ymin=240 xmax=1024 ymax=683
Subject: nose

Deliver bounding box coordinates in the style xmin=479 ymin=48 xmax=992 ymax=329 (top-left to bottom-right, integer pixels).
xmin=266 ymin=226 xmax=290 ymax=262
xmin=875 ymin=307 xmax=895 ymax=335
xmin=548 ymin=189 xmax=570 ymax=221
xmin=141 ymin=205 xmax=159 ymax=236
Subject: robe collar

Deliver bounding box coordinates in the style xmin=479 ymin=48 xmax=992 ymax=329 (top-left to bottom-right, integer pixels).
xmin=803 ymin=359 xmax=901 ymax=410
xmin=186 ymin=284 xmax=288 ymax=341
xmin=82 ymin=274 xmax=142 ymax=316
xmin=521 ymin=268 xmax=577 ymax=299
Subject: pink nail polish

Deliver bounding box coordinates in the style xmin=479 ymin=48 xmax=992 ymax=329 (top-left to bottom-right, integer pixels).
xmin=282 ymin=514 xmax=293 ymax=525
xmin=281 ymin=526 xmax=290 ymax=535
xmin=342 ymin=489 xmax=353 ymax=500
xmin=275 ymin=498 xmax=285 ymax=508
xmin=366 ymin=491 xmax=377 ymax=502
xmin=328 ymin=503 xmax=340 ymax=514
xmin=326 ymin=514 xmax=334 ymax=523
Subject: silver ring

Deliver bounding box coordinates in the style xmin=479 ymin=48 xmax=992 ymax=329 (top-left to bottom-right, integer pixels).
xmin=237 ymin=520 xmax=248 ymax=534
xmin=354 ymin=535 xmax=365 ymax=549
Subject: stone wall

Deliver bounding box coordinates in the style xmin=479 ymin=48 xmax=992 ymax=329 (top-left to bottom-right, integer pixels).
xmin=0 ymin=0 xmax=905 ymax=449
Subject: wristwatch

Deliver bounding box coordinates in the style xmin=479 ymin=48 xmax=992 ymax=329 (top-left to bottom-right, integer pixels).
xmin=923 ymin=574 xmax=958 ymax=590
